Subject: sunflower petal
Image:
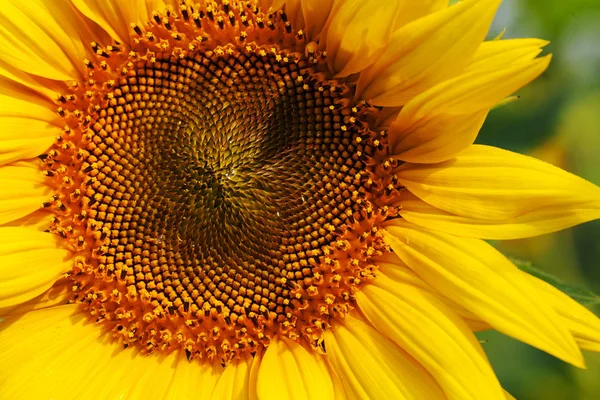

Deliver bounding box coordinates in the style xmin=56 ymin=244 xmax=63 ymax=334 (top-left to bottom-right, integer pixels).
xmin=396 ymin=145 xmax=600 ymax=224
xmin=392 ymin=0 xmax=449 ymax=27
xmin=0 ymin=59 xmax=64 ymax=101
xmin=377 ymin=250 xmax=600 ymax=347
xmin=467 ymin=38 xmax=550 ymax=72
xmin=0 ymin=160 xmax=51 ymax=225
xmin=0 ymin=305 xmax=178 ymax=399
xmin=318 ymin=0 xmax=447 ymax=71
xmin=164 ymin=353 xmax=221 ymax=400
xmin=211 ymin=353 xmax=253 ymax=399
xmin=388 ymin=56 xmax=551 ymax=163
xmin=258 ymin=0 xmax=283 ymax=11
xmin=390 ymin=109 xmax=489 ymax=164
xmin=0 ymin=305 xmax=103 ymax=399
xmin=383 ymin=221 xmax=584 ymax=367
xmin=357 ymin=0 xmax=501 ymax=107
xmin=323 ymin=314 xmax=446 ymax=400
xmin=92 ymin=349 xmax=177 ymax=399
xmin=0 ymin=94 xmax=60 ymax=167
xmin=71 ymin=0 xmax=167 ymax=43
xmin=0 ymin=0 xmax=96 ymax=80
xmin=1 ymin=210 xmax=53 ymax=232
xmin=0 ymin=136 xmax=55 ymax=167
xmin=248 ymin=350 xmax=262 ymax=400
xmin=394 ymin=56 xmax=551 ymax=120
xmin=281 ymin=0 xmax=305 ymax=29
xmin=376 ymin=255 xmax=491 ymax=331
xmin=80 ymin=343 xmax=178 ymax=399
xmin=521 ymin=272 xmax=600 ymax=352
xmin=328 ymin=363 xmax=348 ymax=400
xmin=0 ymin=278 xmax=70 ymax=318
xmin=300 ymin=0 xmax=336 ymax=40
xmin=504 ymin=389 xmax=516 ymax=400
xmin=324 ymin=0 xmax=402 ymax=77
xmin=356 ymin=275 xmax=503 ymax=400
xmin=257 ymin=336 xmax=335 ymax=400
xmin=400 ymin=190 xmax=600 ymax=239
xmin=0 ymin=227 xmax=72 ymax=309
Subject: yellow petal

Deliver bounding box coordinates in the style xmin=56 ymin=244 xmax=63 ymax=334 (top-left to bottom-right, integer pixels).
xmin=0 ymin=132 xmax=56 ymax=167
xmin=328 ymin=363 xmax=349 ymax=400
xmin=467 ymin=38 xmax=550 ymax=72
xmin=164 ymin=353 xmax=221 ymax=400
xmin=0 ymin=0 xmax=96 ymax=81
xmin=71 ymin=0 xmax=167 ymax=43
xmin=521 ymin=272 xmax=600 ymax=353
xmin=388 ymin=56 xmax=551 ymax=163
xmin=324 ymin=314 xmax=446 ymax=400
xmin=376 ymin=254 xmax=491 ymax=331
xmin=0 ymin=83 xmax=57 ymax=113
xmin=504 ymin=389 xmax=516 ymax=400
xmin=1 ymin=209 xmax=53 ymax=232
xmin=257 ymin=336 xmax=334 ymax=400
xmin=263 ymin=0 xmax=286 ymax=10
xmin=394 ymin=56 xmax=551 ymax=120
xmin=392 ymin=0 xmax=449 ymax=27
xmin=258 ymin=0 xmax=283 ymax=11
xmin=0 ymin=227 xmax=72 ymax=309
xmin=396 ymin=144 xmax=600 ymax=222
xmin=390 ymin=109 xmax=489 ymax=164
xmin=282 ymin=0 xmax=305 ymax=29
xmin=377 ymin=250 xmax=600 ymax=348
xmin=356 ymin=0 xmax=501 ymax=107
xmin=0 ymin=305 xmax=102 ymax=398
xmin=324 ymin=0 xmax=448 ymax=78
xmin=400 ymin=189 xmax=600 ymax=239
xmin=0 ymin=278 xmax=69 ymax=318
xmin=300 ymin=0 xmax=336 ymax=40
xmin=0 ymin=93 xmax=60 ymax=167
xmin=383 ymin=221 xmax=585 ymax=367
xmin=0 ymin=160 xmax=51 ymax=225
xmin=248 ymin=350 xmax=262 ymax=400
xmin=88 ymin=349 xmax=177 ymax=400
xmin=324 ymin=0 xmax=403 ymax=77
xmin=0 ymin=305 xmax=178 ymax=399
xmin=211 ymin=353 xmax=253 ymax=399
xmin=0 ymin=58 xmax=65 ymax=101
xmin=75 ymin=331 xmax=179 ymax=399
xmin=356 ymin=276 xmax=503 ymax=400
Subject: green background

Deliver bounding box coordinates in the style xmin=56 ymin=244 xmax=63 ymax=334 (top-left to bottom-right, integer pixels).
xmin=475 ymin=0 xmax=600 ymax=398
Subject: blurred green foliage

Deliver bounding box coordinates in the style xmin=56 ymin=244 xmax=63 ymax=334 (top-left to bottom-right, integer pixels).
xmin=475 ymin=0 xmax=600 ymax=398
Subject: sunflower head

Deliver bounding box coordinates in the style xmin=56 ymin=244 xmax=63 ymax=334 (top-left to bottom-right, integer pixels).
xmin=39 ymin=1 xmax=404 ymax=362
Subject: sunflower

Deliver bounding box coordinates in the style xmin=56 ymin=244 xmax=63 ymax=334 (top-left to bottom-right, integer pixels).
xmin=1 ymin=0 xmax=599 ymax=398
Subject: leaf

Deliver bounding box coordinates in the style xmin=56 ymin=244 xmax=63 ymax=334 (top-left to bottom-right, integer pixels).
xmin=511 ymin=258 xmax=600 ymax=307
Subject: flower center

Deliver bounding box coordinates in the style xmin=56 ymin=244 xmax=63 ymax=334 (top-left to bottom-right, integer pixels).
xmin=42 ymin=0 xmax=401 ymax=363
